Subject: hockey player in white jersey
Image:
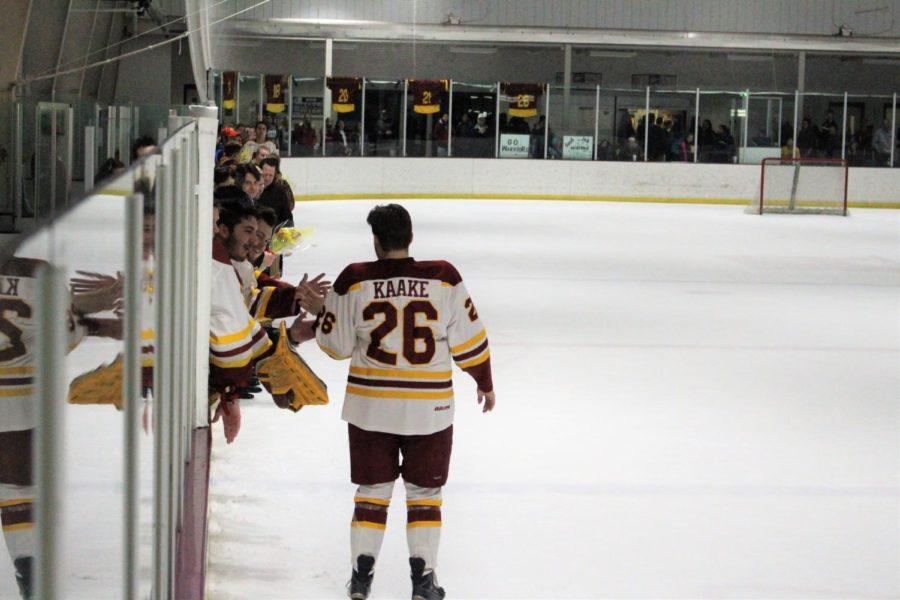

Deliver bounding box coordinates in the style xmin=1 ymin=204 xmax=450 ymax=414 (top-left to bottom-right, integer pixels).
xmin=0 ymin=257 xmax=46 ymax=599
xmin=306 ymin=204 xmax=495 ymax=600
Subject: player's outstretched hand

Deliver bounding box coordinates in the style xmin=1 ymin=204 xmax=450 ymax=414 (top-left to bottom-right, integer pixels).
xmin=297 ymin=272 xmax=332 ymax=297
xmin=477 ymin=389 xmax=496 ymax=413
xmin=295 ymin=281 xmax=325 ymax=314
xmin=288 ymin=311 xmax=317 ymax=344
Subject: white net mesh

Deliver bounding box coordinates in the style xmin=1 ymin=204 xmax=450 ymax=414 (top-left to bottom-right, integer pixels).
xmin=751 ymin=158 xmax=848 ymax=215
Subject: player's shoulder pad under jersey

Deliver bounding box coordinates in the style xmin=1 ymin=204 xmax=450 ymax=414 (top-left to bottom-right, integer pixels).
xmin=332 ymin=259 xmax=462 ymax=295
xmin=1 ymin=257 xmax=45 ymax=278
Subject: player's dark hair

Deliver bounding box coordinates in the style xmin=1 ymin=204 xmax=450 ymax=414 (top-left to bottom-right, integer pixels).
xmin=217 ymin=200 xmax=257 ymax=232
xmin=214 ymin=166 xmax=233 ymax=186
xmin=367 ymin=204 xmax=412 ymax=251
xmin=255 ymin=206 xmax=278 ymax=229
xmin=213 ymin=184 xmax=249 ymax=206
xmin=235 ymin=162 xmax=261 ymax=182
xmin=223 ymin=141 xmax=242 ymax=159
xmin=259 ymin=156 xmax=280 ymax=172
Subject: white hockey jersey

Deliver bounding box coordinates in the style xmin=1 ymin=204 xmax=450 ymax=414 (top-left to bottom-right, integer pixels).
xmin=209 ymin=239 xmax=271 ymax=392
xmin=0 ymin=259 xmax=40 ymax=432
xmin=315 ymin=257 xmax=492 ymax=436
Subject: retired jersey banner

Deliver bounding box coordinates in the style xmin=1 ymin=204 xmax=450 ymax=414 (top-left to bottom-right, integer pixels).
xmin=501 ymin=83 xmax=543 ymax=118
xmin=222 ymin=71 xmax=236 ymax=110
xmin=327 ymin=77 xmax=362 ymax=113
xmin=264 ymin=75 xmax=287 ymax=113
xmin=408 ymin=79 xmax=448 ymax=114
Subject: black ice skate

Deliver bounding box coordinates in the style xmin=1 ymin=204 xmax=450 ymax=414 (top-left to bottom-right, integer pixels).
xmin=409 ymin=557 xmax=445 ymax=600
xmin=14 ymin=556 xmax=33 ymax=599
xmin=348 ymin=554 xmax=375 ymax=599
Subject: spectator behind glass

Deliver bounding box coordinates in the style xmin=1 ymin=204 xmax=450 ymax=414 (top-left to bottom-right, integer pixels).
xmin=596 ymin=139 xmax=614 ymax=161
xmin=258 ymin=157 xmax=278 ymax=188
xmin=292 ymin=113 xmax=317 ymax=156
xmin=132 ymin=135 xmax=157 ymax=161
xmin=219 ymin=141 xmax=242 ymax=165
xmin=618 ymin=136 xmax=642 ymax=161
xmin=258 ymin=176 xmax=294 ymax=227
xmin=235 ymin=163 xmax=263 ymax=203
xmin=797 ymin=118 xmax=817 ymax=157
xmin=332 ymin=120 xmax=354 ymax=156
xmin=781 ymin=137 xmax=798 ymax=159
xmin=679 ymin=133 xmax=694 ymax=161
xmin=698 ymin=119 xmax=716 ymax=160
xmin=96 ymin=158 xmax=125 ymax=183
xmin=433 ymin=114 xmax=449 ymax=156
xmin=255 ymin=120 xmax=268 ymax=144
xmin=820 ymin=110 xmax=839 ymax=157
xmin=872 ymin=119 xmax=892 ymax=166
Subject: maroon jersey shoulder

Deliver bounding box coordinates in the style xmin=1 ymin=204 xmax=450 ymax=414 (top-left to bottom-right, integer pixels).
xmin=333 ymin=259 xmax=461 ymax=295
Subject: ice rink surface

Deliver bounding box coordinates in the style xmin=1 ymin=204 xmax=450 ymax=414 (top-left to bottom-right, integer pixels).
xmin=202 ymin=200 xmax=900 ymax=599
xmin=2 ymin=199 xmax=896 ymax=599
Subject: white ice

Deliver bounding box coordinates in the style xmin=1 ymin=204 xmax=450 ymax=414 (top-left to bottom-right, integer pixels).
xmin=204 ymin=200 xmax=899 ymax=599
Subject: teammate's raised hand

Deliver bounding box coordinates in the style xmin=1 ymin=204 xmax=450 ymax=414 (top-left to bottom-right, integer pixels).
xmin=477 ymin=389 xmax=495 ymax=413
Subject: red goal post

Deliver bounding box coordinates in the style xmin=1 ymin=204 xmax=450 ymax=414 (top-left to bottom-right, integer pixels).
xmin=756 ymin=157 xmax=849 ymax=216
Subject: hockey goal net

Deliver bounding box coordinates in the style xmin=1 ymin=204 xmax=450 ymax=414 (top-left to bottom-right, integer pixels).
xmin=753 ymin=157 xmax=848 ymax=215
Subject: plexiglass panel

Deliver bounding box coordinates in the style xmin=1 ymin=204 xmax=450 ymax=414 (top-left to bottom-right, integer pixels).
xmin=449 ymin=82 xmax=496 ymax=158
xmin=547 ymin=85 xmax=596 ymax=161
xmin=363 ymin=80 xmax=403 ymax=157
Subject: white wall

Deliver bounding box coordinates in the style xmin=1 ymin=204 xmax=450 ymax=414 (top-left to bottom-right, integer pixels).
xmin=281 ymin=157 xmax=900 ymax=207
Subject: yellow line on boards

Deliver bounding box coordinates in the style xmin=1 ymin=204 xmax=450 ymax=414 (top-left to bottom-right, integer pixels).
xmin=294 ymin=193 xmax=900 ymax=209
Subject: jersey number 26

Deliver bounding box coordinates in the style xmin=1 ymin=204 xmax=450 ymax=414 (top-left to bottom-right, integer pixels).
xmin=363 ymin=300 xmax=436 ymax=366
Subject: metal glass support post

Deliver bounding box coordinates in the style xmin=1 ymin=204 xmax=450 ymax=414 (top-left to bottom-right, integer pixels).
xmin=742 ymin=89 xmax=750 ymax=159
xmin=643 ymin=86 xmax=650 ymax=162
xmin=693 ymin=89 xmax=700 ymax=163
xmin=841 ymin=92 xmax=848 ymax=161
xmin=171 ymin=143 xmax=185 ymax=533
xmin=891 ymin=93 xmax=897 ymax=168
xmin=258 ymin=76 xmax=263 ymax=121
xmin=286 ymin=79 xmax=293 ymax=157
xmin=235 ymin=74 xmax=241 ymax=126
xmin=543 ymin=84 xmax=550 ymax=160
xmin=447 ymin=79 xmax=453 ymax=157
xmin=14 ymin=102 xmax=22 ymax=219
xmin=50 ymin=106 xmax=57 ymax=217
xmin=66 ymin=107 xmax=74 ymax=203
xmin=123 ymin=192 xmax=143 ymax=600
xmin=84 ymin=126 xmax=95 ymax=190
xmin=402 ymin=79 xmax=409 ymax=157
xmin=153 ymin=161 xmax=173 ymax=600
xmin=107 ymin=106 xmax=116 ymax=159
xmin=164 ymin=148 xmax=179 ymax=595
xmin=494 ymin=82 xmax=501 ymax=158
xmin=35 ymin=264 xmax=67 ymax=600
xmin=33 ymin=106 xmax=41 ymax=223
xmin=792 ymin=90 xmax=800 ymax=158
xmin=119 ymin=107 xmax=131 ymax=166
xmin=593 ymin=85 xmax=600 ymax=161
xmin=360 ymin=79 xmax=367 ymax=156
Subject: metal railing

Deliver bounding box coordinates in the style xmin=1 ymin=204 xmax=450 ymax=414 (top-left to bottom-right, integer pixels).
xmin=1 ymin=106 xmax=215 ymax=599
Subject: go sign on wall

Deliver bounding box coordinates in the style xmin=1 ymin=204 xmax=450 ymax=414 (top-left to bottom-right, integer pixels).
xmin=499 ymin=134 xmax=531 ymax=158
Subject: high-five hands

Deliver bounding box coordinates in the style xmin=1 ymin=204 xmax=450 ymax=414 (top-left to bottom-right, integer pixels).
xmin=295 ymin=272 xmax=329 ymax=314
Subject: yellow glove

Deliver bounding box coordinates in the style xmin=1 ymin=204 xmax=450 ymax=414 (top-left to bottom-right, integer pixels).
xmin=256 ymin=322 xmax=328 ymax=412
xmin=67 ymin=354 xmax=124 ymax=410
